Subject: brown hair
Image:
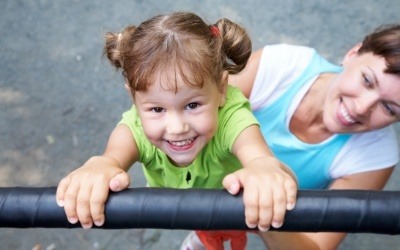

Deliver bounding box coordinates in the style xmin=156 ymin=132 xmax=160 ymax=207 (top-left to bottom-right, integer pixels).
xmin=358 ymin=24 xmax=400 ymax=74
xmin=103 ymin=12 xmax=252 ymax=94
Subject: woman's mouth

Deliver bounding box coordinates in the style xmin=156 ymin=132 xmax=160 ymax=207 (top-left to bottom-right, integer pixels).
xmin=339 ymin=102 xmax=357 ymax=126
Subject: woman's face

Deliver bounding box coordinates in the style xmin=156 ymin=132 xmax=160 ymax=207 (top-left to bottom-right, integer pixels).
xmin=324 ymin=44 xmax=400 ymax=133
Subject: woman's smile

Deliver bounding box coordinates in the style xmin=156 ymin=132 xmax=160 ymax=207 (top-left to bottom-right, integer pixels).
xmin=337 ymin=100 xmax=357 ymax=126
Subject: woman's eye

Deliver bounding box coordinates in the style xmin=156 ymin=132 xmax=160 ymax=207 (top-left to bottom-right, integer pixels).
xmin=382 ymin=102 xmax=396 ymax=116
xmin=151 ymin=107 xmax=164 ymax=113
xmin=363 ymin=74 xmax=373 ymax=88
xmin=185 ymin=102 xmax=199 ymax=110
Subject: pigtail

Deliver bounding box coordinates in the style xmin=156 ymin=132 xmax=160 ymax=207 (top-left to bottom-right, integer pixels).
xmin=103 ymin=26 xmax=137 ymax=70
xmin=215 ymin=18 xmax=252 ymax=74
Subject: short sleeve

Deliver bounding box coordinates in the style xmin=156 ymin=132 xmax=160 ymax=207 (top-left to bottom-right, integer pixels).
xmin=330 ymin=125 xmax=399 ymax=178
xmin=250 ymin=44 xmax=315 ymax=110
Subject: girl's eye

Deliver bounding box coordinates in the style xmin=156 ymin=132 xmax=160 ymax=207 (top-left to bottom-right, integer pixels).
xmin=151 ymin=107 xmax=164 ymax=113
xmin=185 ymin=102 xmax=199 ymax=110
xmin=382 ymin=102 xmax=396 ymax=117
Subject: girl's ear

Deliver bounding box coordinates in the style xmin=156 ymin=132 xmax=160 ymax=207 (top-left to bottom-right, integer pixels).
xmin=124 ymin=82 xmax=130 ymax=91
xmin=125 ymin=82 xmax=135 ymax=103
xmin=219 ymin=71 xmax=229 ymax=107
xmin=342 ymin=43 xmax=362 ymax=64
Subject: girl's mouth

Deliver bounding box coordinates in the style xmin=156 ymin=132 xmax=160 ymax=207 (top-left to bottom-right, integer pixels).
xmin=167 ymin=137 xmax=196 ymax=147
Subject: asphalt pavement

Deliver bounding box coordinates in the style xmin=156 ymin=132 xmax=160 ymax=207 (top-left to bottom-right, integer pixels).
xmin=1 ymin=1 xmax=400 ymax=249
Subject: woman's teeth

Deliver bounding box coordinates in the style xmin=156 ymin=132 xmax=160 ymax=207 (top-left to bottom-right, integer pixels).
xmin=340 ymin=105 xmax=356 ymax=124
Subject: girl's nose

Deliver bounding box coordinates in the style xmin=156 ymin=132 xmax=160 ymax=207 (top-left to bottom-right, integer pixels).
xmin=166 ymin=114 xmax=189 ymax=134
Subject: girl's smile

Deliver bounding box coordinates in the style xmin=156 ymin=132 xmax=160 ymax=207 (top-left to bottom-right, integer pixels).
xmin=166 ymin=137 xmax=197 ymax=150
xmin=133 ymin=71 xmax=225 ymax=167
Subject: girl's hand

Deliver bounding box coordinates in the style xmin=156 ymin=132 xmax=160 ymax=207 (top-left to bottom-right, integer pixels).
xmin=222 ymin=156 xmax=297 ymax=232
xmin=56 ymin=155 xmax=130 ymax=229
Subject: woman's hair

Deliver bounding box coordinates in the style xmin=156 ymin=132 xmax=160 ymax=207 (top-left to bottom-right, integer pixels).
xmin=103 ymin=12 xmax=252 ymax=93
xmin=358 ymin=24 xmax=400 ymax=74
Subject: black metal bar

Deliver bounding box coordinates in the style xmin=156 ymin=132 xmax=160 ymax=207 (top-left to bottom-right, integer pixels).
xmin=1 ymin=187 xmax=400 ymax=234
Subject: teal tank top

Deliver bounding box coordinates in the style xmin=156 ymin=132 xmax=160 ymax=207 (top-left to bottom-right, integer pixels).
xmin=254 ymin=52 xmax=351 ymax=189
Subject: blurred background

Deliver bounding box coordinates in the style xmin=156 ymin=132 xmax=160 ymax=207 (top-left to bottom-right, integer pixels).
xmin=1 ymin=0 xmax=400 ymax=249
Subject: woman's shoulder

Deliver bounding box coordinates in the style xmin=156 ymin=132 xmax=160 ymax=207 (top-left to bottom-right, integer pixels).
xmin=260 ymin=43 xmax=316 ymax=59
xmin=258 ymin=44 xmax=316 ymax=74
xmin=249 ymin=44 xmax=317 ymax=110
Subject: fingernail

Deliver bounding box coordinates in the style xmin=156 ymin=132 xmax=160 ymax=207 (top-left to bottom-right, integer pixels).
xmin=56 ymin=199 xmax=64 ymax=207
xmin=272 ymin=221 xmax=283 ymax=228
xmin=247 ymin=223 xmax=257 ymax=229
xmin=81 ymin=223 xmax=92 ymax=229
xmin=94 ymin=220 xmax=104 ymax=227
xmin=68 ymin=216 xmax=78 ymax=224
xmin=287 ymin=202 xmax=295 ymax=210
xmin=258 ymin=225 xmax=270 ymax=232
xmin=226 ymin=185 xmax=234 ymax=194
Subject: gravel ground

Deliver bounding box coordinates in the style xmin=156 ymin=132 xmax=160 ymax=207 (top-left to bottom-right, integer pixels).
xmin=1 ymin=1 xmax=400 ymax=249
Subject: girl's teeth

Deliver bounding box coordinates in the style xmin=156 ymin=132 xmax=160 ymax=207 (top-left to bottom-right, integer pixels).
xmin=169 ymin=138 xmax=194 ymax=146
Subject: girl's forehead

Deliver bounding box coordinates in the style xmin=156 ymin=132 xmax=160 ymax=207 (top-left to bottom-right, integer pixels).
xmin=151 ymin=68 xmax=215 ymax=90
xmin=150 ymin=76 xmax=216 ymax=94
xmin=135 ymin=78 xmax=218 ymax=105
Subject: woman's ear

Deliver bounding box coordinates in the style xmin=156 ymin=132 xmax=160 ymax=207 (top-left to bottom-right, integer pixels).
xmin=342 ymin=43 xmax=362 ymax=64
xmin=219 ymin=71 xmax=229 ymax=107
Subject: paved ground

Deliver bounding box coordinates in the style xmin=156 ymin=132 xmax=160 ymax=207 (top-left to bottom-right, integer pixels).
xmin=1 ymin=0 xmax=400 ymax=249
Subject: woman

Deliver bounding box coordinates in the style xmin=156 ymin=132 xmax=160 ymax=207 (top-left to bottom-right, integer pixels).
xmin=227 ymin=24 xmax=400 ymax=249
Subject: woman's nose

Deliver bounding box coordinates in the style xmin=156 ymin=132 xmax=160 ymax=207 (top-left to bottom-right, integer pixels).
xmin=354 ymin=91 xmax=379 ymax=116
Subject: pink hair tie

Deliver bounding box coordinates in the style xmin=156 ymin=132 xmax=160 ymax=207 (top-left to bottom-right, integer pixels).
xmin=210 ymin=25 xmax=220 ymax=37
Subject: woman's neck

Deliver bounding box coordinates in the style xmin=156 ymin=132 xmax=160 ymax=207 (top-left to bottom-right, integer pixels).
xmin=289 ymin=73 xmax=336 ymax=143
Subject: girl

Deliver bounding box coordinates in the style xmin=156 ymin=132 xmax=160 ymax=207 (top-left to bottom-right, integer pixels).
xmin=56 ymin=12 xmax=297 ymax=249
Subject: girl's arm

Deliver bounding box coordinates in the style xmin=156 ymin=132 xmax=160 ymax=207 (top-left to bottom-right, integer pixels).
xmin=56 ymin=124 xmax=139 ymax=228
xmin=223 ymin=124 xmax=298 ymax=232
xmin=259 ymin=167 xmax=394 ymax=250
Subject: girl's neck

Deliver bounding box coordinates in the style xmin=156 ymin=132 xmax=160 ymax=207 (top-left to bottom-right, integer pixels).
xmin=289 ymin=73 xmax=336 ymax=143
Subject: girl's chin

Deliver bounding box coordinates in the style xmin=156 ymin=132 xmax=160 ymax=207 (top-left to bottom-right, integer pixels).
xmin=168 ymin=157 xmax=196 ymax=167
xmin=165 ymin=149 xmax=199 ymax=166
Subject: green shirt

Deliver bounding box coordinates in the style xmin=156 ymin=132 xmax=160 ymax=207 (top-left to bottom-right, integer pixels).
xmin=120 ymin=85 xmax=259 ymax=189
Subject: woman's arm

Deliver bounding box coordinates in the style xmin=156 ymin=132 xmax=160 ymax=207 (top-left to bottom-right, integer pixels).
xmin=260 ymin=167 xmax=394 ymax=250
xmin=229 ymin=49 xmax=263 ymax=98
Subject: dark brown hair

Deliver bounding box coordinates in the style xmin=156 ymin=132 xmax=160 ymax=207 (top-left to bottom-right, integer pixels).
xmin=103 ymin=12 xmax=252 ymax=94
xmin=358 ymin=24 xmax=400 ymax=74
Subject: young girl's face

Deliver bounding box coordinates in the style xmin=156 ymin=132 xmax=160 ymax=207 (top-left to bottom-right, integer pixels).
xmin=324 ymin=47 xmax=400 ymax=133
xmin=134 ymin=71 xmax=226 ymax=167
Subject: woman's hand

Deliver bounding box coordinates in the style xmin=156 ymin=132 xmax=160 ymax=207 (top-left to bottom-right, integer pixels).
xmin=56 ymin=155 xmax=130 ymax=229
